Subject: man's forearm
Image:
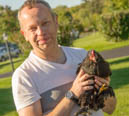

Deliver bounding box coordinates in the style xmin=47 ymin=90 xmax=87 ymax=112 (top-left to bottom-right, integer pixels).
xmin=46 ymin=97 xmax=75 ymax=116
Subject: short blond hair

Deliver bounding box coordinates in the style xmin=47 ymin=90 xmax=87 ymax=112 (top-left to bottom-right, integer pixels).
xmin=18 ymin=0 xmax=55 ymax=28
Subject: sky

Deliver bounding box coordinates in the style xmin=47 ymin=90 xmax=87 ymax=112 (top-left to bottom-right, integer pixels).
xmin=0 ymin=0 xmax=83 ymax=10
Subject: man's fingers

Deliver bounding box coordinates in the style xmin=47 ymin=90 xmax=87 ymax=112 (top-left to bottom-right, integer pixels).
xmin=95 ymin=79 xmax=102 ymax=86
xmin=95 ymin=84 xmax=99 ymax=89
xmin=77 ymin=69 xmax=84 ymax=78
xmin=83 ymin=86 xmax=93 ymax=91
xmin=106 ymin=77 xmax=111 ymax=84
xmin=81 ymin=80 xmax=94 ymax=86
xmin=80 ymin=74 xmax=94 ymax=81
xmin=95 ymin=76 xmax=110 ymax=86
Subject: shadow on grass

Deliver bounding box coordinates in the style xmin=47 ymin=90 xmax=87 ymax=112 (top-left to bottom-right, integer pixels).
xmin=109 ymin=56 xmax=129 ymax=65
xmin=0 ymin=88 xmax=18 ymax=116
xmin=110 ymin=67 xmax=129 ymax=89
xmin=0 ymin=59 xmax=22 ymax=69
xmin=109 ymin=56 xmax=129 ymax=89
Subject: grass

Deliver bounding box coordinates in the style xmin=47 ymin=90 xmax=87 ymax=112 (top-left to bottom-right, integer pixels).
xmin=0 ymin=57 xmax=24 ymax=74
xmin=0 ymin=77 xmax=18 ymax=116
xmin=73 ymin=32 xmax=129 ymax=51
xmin=104 ymin=56 xmax=129 ymax=116
xmin=0 ymin=56 xmax=129 ymax=116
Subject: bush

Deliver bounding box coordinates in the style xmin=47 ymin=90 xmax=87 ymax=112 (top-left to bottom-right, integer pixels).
xmin=98 ymin=10 xmax=129 ymax=41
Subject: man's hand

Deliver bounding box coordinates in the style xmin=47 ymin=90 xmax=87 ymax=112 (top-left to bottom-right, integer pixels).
xmin=70 ymin=69 xmax=94 ymax=98
xmin=94 ymin=76 xmax=110 ymax=89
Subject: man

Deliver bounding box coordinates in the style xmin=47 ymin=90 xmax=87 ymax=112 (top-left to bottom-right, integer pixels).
xmin=12 ymin=0 xmax=116 ymax=116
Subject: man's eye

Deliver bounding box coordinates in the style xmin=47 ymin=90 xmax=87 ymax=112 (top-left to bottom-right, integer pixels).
xmin=42 ymin=21 xmax=49 ymax=26
xmin=30 ymin=27 xmax=37 ymax=31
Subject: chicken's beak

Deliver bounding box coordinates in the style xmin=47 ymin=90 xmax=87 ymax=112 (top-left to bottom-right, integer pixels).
xmin=89 ymin=56 xmax=96 ymax=63
xmin=89 ymin=50 xmax=96 ymax=62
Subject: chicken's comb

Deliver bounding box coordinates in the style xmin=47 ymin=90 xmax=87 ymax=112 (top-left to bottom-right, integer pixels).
xmin=91 ymin=50 xmax=95 ymax=56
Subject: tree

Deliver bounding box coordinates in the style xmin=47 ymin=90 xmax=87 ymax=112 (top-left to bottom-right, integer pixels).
xmin=57 ymin=10 xmax=73 ymax=45
xmin=0 ymin=6 xmax=19 ymax=39
xmin=0 ymin=6 xmax=31 ymax=54
xmin=54 ymin=5 xmax=83 ymax=45
xmin=98 ymin=10 xmax=129 ymax=41
xmin=82 ymin=0 xmax=105 ymax=14
xmin=103 ymin=0 xmax=129 ymax=13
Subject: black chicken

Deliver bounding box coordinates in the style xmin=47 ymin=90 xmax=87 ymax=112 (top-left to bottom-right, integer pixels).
xmin=75 ymin=50 xmax=115 ymax=116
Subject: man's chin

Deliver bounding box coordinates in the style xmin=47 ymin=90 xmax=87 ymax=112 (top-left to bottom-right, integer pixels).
xmin=38 ymin=44 xmax=49 ymax=50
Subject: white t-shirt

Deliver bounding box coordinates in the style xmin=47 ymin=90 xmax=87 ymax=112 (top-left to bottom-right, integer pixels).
xmin=12 ymin=46 xmax=104 ymax=116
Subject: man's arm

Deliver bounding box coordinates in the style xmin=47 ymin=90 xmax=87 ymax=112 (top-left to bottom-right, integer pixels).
xmin=18 ymin=70 xmax=94 ymax=116
xmin=18 ymin=97 xmax=75 ymax=116
xmin=18 ymin=100 xmax=43 ymax=116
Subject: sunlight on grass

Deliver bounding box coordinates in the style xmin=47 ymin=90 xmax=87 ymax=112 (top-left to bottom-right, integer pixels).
xmin=104 ymin=56 xmax=129 ymax=116
xmin=0 ymin=77 xmax=18 ymax=116
xmin=0 ymin=57 xmax=24 ymax=74
xmin=0 ymin=77 xmax=11 ymax=88
xmin=73 ymin=32 xmax=129 ymax=51
xmin=108 ymin=56 xmax=129 ymax=70
xmin=3 ymin=111 xmax=18 ymax=116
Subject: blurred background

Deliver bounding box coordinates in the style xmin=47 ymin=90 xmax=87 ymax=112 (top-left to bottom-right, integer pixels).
xmin=0 ymin=0 xmax=129 ymax=116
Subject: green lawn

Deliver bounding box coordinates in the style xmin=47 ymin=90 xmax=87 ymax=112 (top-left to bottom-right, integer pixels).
xmin=73 ymin=32 xmax=129 ymax=51
xmin=0 ymin=57 xmax=24 ymax=74
xmin=104 ymin=56 xmax=129 ymax=116
xmin=0 ymin=77 xmax=18 ymax=116
xmin=0 ymin=56 xmax=129 ymax=116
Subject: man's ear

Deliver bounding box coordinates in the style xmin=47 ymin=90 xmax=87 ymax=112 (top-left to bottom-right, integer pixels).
xmin=55 ymin=15 xmax=58 ymax=25
xmin=20 ymin=30 xmax=24 ymax=35
xmin=20 ymin=30 xmax=29 ymax=42
xmin=54 ymin=14 xmax=58 ymax=28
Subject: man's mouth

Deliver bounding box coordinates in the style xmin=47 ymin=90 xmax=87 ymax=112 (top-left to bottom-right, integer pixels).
xmin=37 ymin=38 xmax=49 ymax=44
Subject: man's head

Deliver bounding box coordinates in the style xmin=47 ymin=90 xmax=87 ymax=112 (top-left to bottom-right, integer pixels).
xmin=18 ymin=0 xmax=55 ymax=29
xmin=18 ymin=0 xmax=58 ymax=52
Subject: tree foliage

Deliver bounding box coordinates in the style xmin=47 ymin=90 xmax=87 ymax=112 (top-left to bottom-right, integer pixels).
xmin=103 ymin=0 xmax=129 ymax=12
xmin=98 ymin=10 xmax=129 ymax=41
xmin=54 ymin=6 xmax=83 ymax=46
xmin=0 ymin=0 xmax=129 ymax=52
xmin=0 ymin=5 xmax=32 ymax=54
xmin=0 ymin=6 xmax=18 ymax=38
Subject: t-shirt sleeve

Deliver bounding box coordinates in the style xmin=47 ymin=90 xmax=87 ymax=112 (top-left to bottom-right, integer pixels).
xmin=75 ymin=48 xmax=88 ymax=61
xmin=12 ymin=69 xmax=41 ymax=111
xmin=80 ymin=48 xmax=88 ymax=59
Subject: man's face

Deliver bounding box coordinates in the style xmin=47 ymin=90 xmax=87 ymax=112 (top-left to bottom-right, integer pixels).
xmin=20 ymin=3 xmax=58 ymax=51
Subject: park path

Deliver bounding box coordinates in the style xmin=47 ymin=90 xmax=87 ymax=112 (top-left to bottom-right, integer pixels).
xmin=0 ymin=72 xmax=13 ymax=78
xmin=0 ymin=46 xmax=129 ymax=78
xmin=100 ymin=46 xmax=129 ymax=59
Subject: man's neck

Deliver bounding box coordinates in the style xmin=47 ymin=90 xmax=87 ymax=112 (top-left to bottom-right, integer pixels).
xmin=33 ymin=45 xmax=66 ymax=64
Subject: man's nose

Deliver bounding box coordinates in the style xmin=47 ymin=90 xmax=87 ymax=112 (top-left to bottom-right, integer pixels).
xmin=36 ymin=26 xmax=45 ymax=35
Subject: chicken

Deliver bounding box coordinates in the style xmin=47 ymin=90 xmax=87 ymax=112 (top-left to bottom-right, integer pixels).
xmin=75 ymin=50 xmax=115 ymax=116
